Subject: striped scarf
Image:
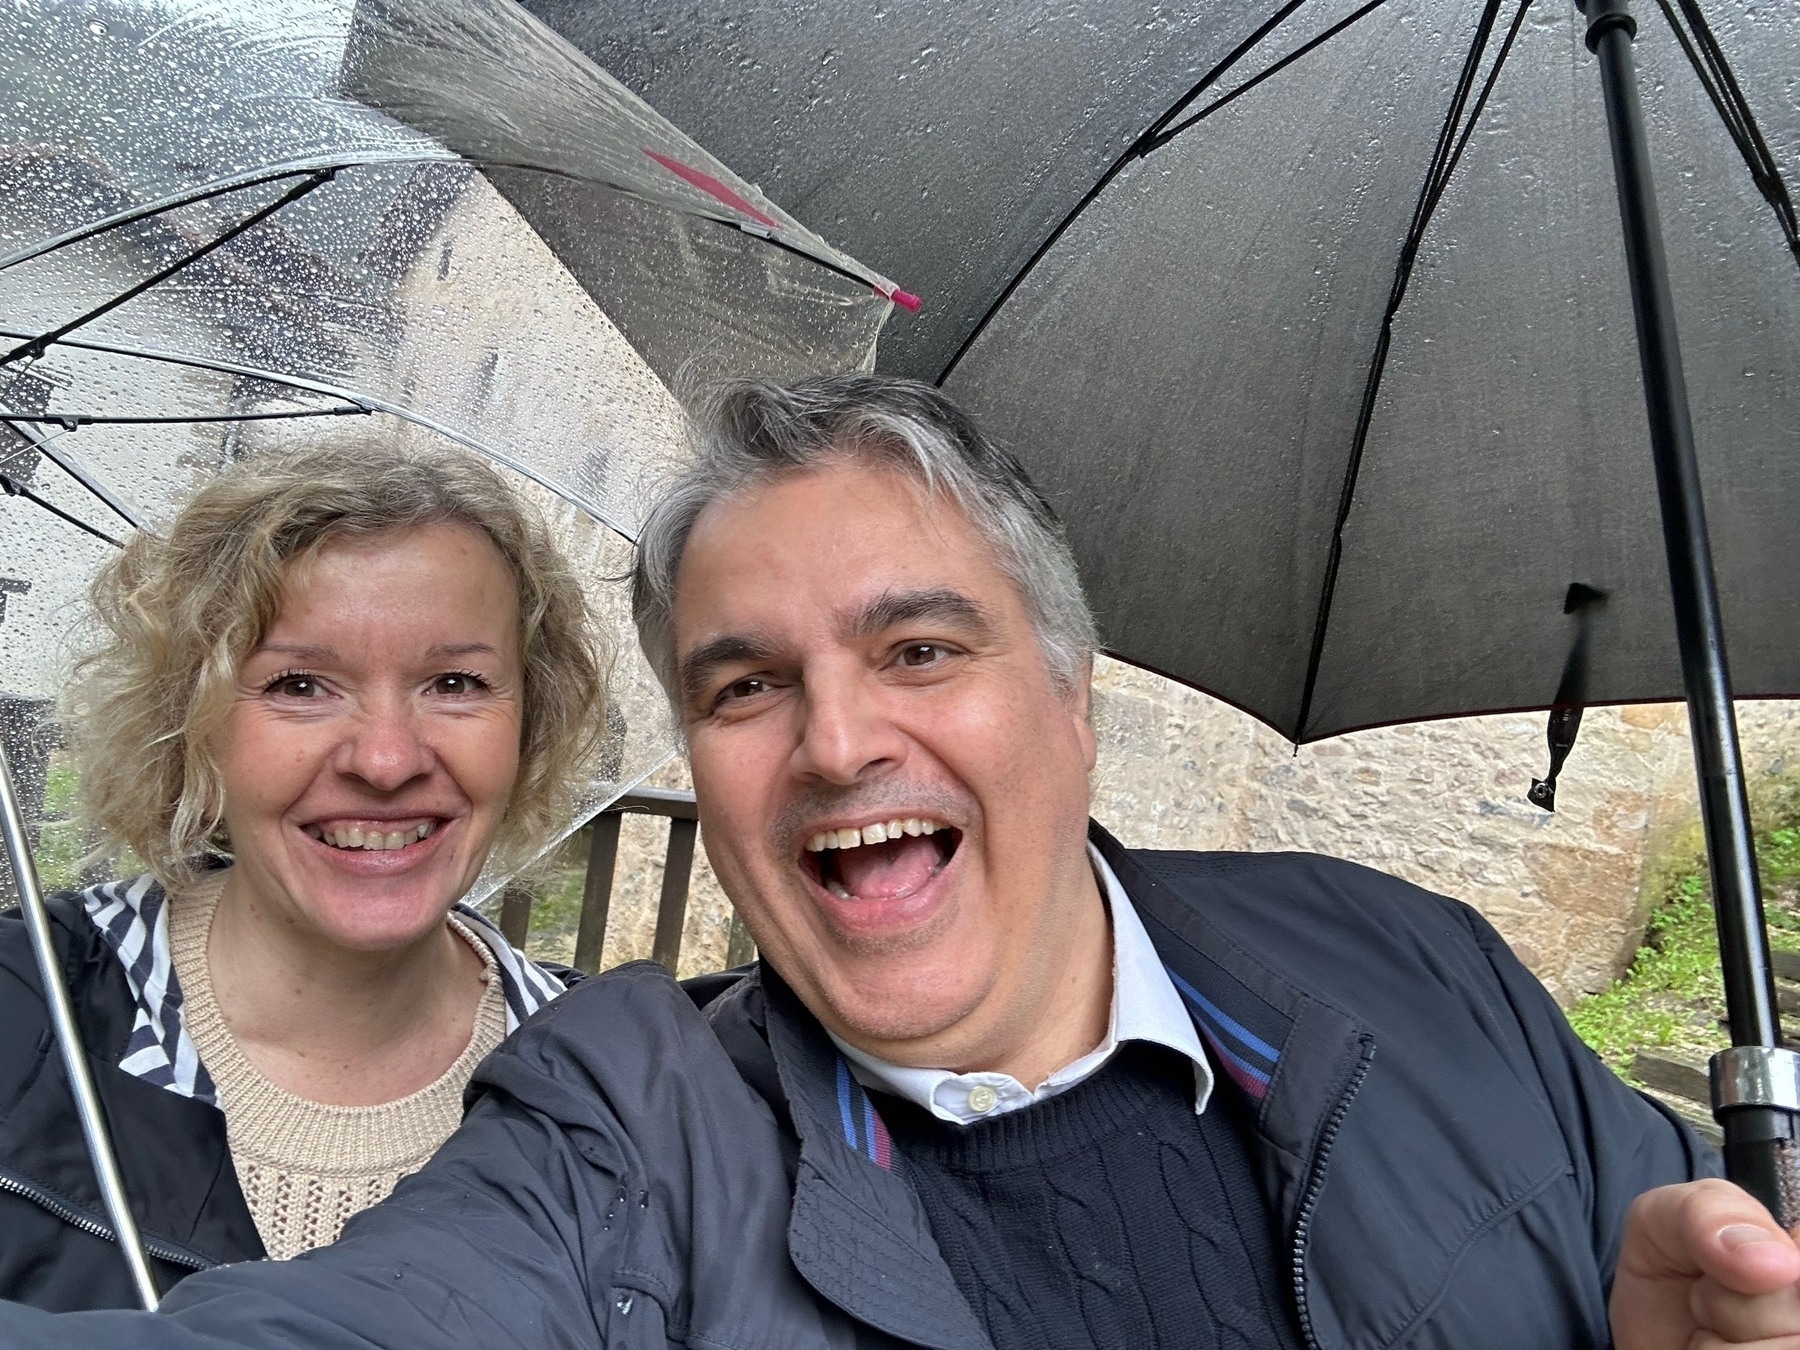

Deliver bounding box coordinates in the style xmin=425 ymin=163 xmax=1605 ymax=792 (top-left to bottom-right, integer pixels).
xmin=79 ymin=875 xmax=564 ymax=1109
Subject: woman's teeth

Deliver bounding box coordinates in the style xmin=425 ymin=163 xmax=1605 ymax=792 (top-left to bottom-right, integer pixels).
xmin=805 ymin=818 xmax=943 ymax=853
xmin=306 ymin=822 xmax=436 ymax=851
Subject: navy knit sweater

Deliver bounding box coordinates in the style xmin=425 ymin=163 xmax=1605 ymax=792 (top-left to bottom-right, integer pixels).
xmin=877 ymin=1043 xmax=1305 ymax=1350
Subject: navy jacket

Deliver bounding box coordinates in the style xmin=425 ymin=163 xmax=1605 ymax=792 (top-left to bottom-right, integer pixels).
xmin=0 ymin=828 xmax=1719 ymax=1348
xmin=0 ymin=882 xmax=568 ymax=1312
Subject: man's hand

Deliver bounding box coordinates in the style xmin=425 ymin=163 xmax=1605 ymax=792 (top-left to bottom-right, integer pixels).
xmin=1612 ymin=1178 xmax=1800 ymax=1348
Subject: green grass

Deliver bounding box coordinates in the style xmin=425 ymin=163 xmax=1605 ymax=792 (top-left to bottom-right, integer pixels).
xmin=1567 ymin=777 xmax=1800 ymax=1080
xmin=30 ymin=762 xmax=88 ymax=893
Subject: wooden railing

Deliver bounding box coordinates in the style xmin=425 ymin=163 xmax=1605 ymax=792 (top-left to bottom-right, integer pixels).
xmin=495 ymin=786 xmax=752 ymax=975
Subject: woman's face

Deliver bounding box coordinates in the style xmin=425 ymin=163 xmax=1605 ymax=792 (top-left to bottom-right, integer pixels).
xmin=213 ymin=523 xmax=525 ymax=952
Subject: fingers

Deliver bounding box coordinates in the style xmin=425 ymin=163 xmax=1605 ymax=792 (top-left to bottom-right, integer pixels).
xmin=1688 ymin=1336 xmax=1800 ymax=1350
xmin=1691 ymin=1273 xmax=1800 ymax=1343
xmin=1622 ymin=1180 xmax=1800 ymax=1296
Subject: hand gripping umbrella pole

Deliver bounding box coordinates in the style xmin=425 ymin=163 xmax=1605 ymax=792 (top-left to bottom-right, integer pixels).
xmin=1578 ymin=0 xmax=1800 ymax=1223
xmin=0 ymin=742 xmax=159 ymax=1307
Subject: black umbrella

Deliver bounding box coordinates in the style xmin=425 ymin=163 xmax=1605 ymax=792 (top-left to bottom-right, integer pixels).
xmin=541 ymin=0 xmax=1800 ymax=1213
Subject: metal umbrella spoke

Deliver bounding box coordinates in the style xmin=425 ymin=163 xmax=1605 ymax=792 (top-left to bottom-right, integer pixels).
xmin=0 ymin=169 xmax=339 ymax=369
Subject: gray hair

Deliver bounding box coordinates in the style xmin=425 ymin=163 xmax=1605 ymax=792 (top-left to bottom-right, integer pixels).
xmin=632 ymin=374 xmax=1098 ymax=705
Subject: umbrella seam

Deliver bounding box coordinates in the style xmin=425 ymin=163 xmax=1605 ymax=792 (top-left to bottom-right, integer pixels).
xmin=0 ymin=327 xmax=643 ymax=545
xmin=1293 ymin=0 xmax=1526 ymax=740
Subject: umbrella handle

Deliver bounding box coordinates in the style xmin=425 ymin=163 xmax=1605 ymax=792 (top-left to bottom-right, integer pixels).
xmin=1712 ymin=1050 xmax=1800 ymax=1229
xmin=1580 ymin=0 xmax=1797 ymax=1220
xmin=0 ymin=741 xmax=160 ymax=1308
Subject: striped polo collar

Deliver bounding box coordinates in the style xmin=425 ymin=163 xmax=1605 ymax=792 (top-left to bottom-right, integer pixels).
xmin=79 ymin=874 xmax=564 ymax=1108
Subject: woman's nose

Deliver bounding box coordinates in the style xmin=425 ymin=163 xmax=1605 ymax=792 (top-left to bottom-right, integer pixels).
xmin=337 ymin=700 xmax=433 ymax=791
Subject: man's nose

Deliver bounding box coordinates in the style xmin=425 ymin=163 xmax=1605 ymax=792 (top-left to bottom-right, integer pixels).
xmin=789 ymin=666 xmax=906 ymax=786
xmin=337 ymin=698 xmax=434 ymax=792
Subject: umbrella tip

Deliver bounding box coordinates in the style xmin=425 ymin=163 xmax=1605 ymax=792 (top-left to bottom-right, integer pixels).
xmin=882 ymin=286 xmax=923 ymax=314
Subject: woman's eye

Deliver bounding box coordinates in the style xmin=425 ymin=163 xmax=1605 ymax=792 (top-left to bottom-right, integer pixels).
xmin=265 ymin=673 xmax=320 ymax=698
xmin=431 ymin=672 xmax=489 ymax=696
xmin=898 ymin=643 xmax=951 ymax=668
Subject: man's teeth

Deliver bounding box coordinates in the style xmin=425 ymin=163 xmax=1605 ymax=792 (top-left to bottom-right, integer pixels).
xmin=306 ymin=822 xmax=436 ymax=851
xmin=804 ymin=818 xmax=942 ymax=853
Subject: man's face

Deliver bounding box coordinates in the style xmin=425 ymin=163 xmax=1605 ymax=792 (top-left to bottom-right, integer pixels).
xmin=674 ymin=460 xmax=1101 ymax=1066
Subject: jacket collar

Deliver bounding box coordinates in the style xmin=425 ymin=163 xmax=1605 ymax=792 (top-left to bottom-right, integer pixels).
xmin=760 ymin=968 xmax=992 ymax=1350
xmin=1088 ymin=824 xmax=1373 ymax=1227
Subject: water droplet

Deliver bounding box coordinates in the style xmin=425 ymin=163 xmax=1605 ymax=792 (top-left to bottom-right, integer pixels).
xmin=86 ymin=19 xmax=107 ymax=35
xmin=637 ymin=1191 xmax=650 ymax=1209
xmin=614 ymin=1292 xmax=634 ymax=1315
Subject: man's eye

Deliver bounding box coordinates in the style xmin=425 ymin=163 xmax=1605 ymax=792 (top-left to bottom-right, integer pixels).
xmin=430 ymin=671 xmax=490 ymax=697
xmin=719 ymin=676 xmax=771 ymax=704
xmin=898 ymin=643 xmax=952 ymax=668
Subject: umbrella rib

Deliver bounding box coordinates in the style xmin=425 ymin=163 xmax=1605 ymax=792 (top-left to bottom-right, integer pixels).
xmin=0 ymin=169 xmax=338 ymax=370
xmin=1293 ymin=0 xmax=1525 ymax=740
xmin=1147 ymin=0 xmax=1398 ymax=149
xmin=937 ymin=0 xmax=1400 ymax=385
xmin=0 ymin=327 xmax=641 ymax=545
xmin=1147 ymin=0 xmax=1315 ymax=139
xmin=1656 ymin=0 xmax=1800 ymax=263
xmin=0 ymin=159 xmax=411 ymax=275
xmin=0 ymin=405 xmax=371 ymax=428
xmin=1 ymin=418 xmax=146 ymax=531
xmin=0 ymin=471 xmax=124 ymax=548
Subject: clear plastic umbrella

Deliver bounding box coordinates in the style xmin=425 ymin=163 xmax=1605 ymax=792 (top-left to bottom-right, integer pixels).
xmin=0 ymin=0 xmax=905 ymax=1304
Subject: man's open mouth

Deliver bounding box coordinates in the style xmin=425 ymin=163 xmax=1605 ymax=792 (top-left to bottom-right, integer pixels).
xmin=800 ymin=818 xmax=960 ymax=901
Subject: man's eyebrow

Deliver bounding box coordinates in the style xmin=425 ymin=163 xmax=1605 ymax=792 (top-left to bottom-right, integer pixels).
xmin=679 ymin=632 xmax=780 ymax=704
xmin=847 ymin=587 xmax=995 ymax=640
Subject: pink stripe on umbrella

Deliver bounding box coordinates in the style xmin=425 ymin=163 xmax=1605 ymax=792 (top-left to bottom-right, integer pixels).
xmin=642 ymin=148 xmax=781 ymax=231
xmin=643 ymin=147 xmax=923 ymax=314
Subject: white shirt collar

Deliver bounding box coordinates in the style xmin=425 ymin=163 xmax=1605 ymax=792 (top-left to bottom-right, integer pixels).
xmin=829 ymin=844 xmax=1214 ymax=1125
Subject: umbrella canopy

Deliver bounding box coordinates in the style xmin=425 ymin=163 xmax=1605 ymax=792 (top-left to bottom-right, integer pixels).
xmin=0 ymin=0 xmax=903 ymax=897
xmin=541 ymin=0 xmax=1798 ymax=744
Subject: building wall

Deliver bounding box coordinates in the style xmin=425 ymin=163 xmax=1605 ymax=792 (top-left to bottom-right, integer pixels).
xmin=598 ymin=660 xmax=1800 ymax=1002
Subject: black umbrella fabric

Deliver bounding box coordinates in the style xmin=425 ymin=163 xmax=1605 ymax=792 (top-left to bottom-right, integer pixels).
xmin=542 ymin=0 xmax=1796 ymax=743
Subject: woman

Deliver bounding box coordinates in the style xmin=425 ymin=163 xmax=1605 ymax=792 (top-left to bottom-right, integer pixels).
xmin=0 ymin=440 xmax=605 ymax=1310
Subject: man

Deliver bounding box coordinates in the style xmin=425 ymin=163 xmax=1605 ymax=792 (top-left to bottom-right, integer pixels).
xmin=4 ymin=375 xmax=1800 ymax=1347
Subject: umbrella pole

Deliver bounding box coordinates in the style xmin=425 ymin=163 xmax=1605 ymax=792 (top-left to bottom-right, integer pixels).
xmin=0 ymin=742 xmax=160 ymax=1307
xmin=1580 ymin=0 xmax=1800 ymax=1222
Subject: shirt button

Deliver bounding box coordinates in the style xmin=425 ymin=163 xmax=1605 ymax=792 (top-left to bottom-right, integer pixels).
xmin=967 ymin=1085 xmax=998 ymax=1114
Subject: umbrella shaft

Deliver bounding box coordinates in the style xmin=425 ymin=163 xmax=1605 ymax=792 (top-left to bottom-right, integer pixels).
xmin=0 ymin=743 xmax=160 ymax=1308
xmin=1586 ymin=0 xmax=1777 ymax=1053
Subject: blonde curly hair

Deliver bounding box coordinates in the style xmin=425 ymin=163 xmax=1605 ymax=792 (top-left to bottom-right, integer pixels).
xmin=67 ymin=439 xmax=608 ymax=891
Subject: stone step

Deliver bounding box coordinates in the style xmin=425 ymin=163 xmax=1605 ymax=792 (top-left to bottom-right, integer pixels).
xmin=1632 ymin=1051 xmax=1724 ymax=1144
xmin=1638 ymin=1085 xmax=1723 ymax=1146
xmin=1774 ymin=950 xmax=1800 ymax=984
xmin=1633 ymin=1050 xmax=1710 ymax=1105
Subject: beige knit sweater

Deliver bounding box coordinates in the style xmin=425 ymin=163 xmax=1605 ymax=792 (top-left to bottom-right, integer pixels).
xmin=167 ymin=877 xmax=506 ymax=1260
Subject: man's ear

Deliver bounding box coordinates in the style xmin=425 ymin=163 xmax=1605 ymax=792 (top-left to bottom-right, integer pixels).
xmin=1067 ymin=655 xmax=1097 ymax=772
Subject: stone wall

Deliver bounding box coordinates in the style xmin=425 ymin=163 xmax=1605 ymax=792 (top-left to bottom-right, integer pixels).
xmin=582 ymin=661 xmax=1800 ymax=1001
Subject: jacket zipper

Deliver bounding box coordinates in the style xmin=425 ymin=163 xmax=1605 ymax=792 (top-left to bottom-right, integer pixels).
xmin=1289 ymin=1038 xmax=1376 ymax=1350
xmin=0 ymin=1170 xmax=210 ymax=1270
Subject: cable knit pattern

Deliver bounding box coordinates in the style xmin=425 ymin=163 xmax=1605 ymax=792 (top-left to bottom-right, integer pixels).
xmin=878 ymin=1042 xmax=1305 ymax=1350
xmin=166 ymin=876 xmax=506 ymax=1259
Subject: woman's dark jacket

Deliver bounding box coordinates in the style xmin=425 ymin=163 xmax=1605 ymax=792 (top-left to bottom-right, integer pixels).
xmin=0 ymin=878 xmax=568 ymax=1312
xmin=0 ymin=829 xmax=1720 ymax=1348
